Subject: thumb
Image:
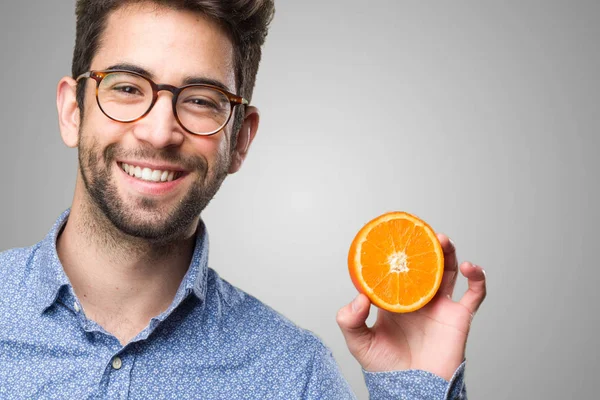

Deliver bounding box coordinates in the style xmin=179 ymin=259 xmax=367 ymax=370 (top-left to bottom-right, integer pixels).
xmin=336 ymin=293 xmax=372 ymax=360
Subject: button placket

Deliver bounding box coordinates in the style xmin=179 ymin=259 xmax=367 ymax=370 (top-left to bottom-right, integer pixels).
xmin=105 ymin=351 xmax=134 ymax=399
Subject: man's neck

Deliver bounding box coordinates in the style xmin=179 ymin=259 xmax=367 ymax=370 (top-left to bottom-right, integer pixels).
xmin=56 ymin=198 xmax=196 ymax=346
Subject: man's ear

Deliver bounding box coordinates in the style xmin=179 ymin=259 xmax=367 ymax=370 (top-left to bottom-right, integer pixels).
xmin=228 ymin=106 xmax=259 ymax=174
xmin=57 ymin=77 xmax=81 ymax=148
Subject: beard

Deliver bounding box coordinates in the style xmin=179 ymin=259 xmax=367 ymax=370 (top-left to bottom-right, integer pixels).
xmin=77 ymin=129 xmax=230 ymax=242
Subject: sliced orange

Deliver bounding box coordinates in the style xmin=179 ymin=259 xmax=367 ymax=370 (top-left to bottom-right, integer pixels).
xmin=348 ymin=211 xmax=444 ymax=313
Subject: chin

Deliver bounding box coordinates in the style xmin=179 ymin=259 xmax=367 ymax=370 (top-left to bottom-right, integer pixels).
xmin=103 ymin=199 xmax=202 ymax=242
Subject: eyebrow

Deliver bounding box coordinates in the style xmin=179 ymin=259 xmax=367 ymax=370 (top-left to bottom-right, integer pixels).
xmin=105 ymin=63 xmax=234 ymax=93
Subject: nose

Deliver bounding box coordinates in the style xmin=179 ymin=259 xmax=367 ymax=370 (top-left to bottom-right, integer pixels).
xmin=131 ymin=93 xmax=185 ymax=149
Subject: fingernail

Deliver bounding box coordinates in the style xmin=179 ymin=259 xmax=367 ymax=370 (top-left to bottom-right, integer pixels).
xmin=351 ymin=296 xmax=361 ymax=313
xmin=472 ymin=264 xmax=486 ymax=276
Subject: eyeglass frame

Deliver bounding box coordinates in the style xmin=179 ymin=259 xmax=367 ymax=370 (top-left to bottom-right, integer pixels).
xmin=76 ymin=69 xmax=249 ymax=136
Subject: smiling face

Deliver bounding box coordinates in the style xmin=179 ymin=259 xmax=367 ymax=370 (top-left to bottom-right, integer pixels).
xmin=72 ymin=3 xmax=240 ymax=241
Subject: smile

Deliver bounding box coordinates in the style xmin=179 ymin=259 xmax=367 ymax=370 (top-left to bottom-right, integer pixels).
xmin=118 ymin=162 xmax=183 ymax=182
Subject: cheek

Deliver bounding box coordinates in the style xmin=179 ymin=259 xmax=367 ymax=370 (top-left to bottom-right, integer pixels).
xmin=80 ymin=110 xmax=128 ymax=146
xmin=192 ymin=133 xmax=228 ymax=159
xmin=213 ymin=133 xmax=233 ymax=168
xmin=186 ymin=134 xmax=231 ymax=177
xmin=218 ymin=134 xmax=231 ymax=157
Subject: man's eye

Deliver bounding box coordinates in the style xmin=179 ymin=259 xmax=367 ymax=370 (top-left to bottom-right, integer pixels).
xmin=113 ymin=85 xmax=142 ymax=95
xmin=189 ymin=98 xmax=217 ymax=107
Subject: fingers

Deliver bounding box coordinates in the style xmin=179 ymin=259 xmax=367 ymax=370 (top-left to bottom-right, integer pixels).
xmin=437 ymin=233 xmax=458 ymax=298
xmin=336 ymin=294 xmax=373 ymax=359
xmin=458 ymin=262 xmax=487 ymax=314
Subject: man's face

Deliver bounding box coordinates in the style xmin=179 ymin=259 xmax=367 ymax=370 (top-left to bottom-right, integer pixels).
xmin=77 ymin=3 xmax=237 ymax=241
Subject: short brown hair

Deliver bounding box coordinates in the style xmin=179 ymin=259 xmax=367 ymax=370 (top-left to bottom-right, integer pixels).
xmin=73 ymin=0 xmax=274 ymax=136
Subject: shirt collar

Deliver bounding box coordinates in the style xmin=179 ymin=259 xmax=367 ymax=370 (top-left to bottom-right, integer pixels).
xmin=31 ymin=209 xmax=209 ymax=315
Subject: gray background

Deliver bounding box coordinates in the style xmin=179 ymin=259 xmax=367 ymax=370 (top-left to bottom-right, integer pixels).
xmin=1 ymin=1 xmax=599 ymax=399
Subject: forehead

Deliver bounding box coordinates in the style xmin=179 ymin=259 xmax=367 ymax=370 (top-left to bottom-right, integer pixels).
xmin=91 ymin=2 xmax=236 ymax=90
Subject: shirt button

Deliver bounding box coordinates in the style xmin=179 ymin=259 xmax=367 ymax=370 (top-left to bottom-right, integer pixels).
xmin=73 ymin=302 xmax=80 ymax=313
xmin=112 ymin=356 xmax=122 ymax=370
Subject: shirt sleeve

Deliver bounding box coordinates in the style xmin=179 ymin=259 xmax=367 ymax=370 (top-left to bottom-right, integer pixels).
xmin=363 ymin=361 xmax=467 ymax=400
xmin=303 ymin=333 xmax=467 ymax=400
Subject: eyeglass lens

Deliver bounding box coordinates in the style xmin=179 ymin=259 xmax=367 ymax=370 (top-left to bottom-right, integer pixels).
xmin=97 ymin=71 xmax=232 ymax=134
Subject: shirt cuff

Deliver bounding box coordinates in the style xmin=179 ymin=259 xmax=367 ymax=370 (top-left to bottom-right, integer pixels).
xmin=363 ymin=361 xmax=467 ymax=400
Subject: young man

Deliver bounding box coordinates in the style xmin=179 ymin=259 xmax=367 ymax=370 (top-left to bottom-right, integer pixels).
xmin=0 ymin=1 xmax=486 ymax=398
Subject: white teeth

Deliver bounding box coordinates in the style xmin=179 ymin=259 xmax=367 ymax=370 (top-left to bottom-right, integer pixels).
xmin=120 ymin=163 xmax=178 ymax=183
xmin=142 ymin=168 xmax=152 ymax=180
xmin=151 ymin=170 xmax=162 ymax=182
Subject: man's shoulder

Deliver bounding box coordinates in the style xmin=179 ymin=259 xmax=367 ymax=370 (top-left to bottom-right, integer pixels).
xmin=204 ymin=268 xmax=326 ymax=351
xmin=0 ymin=244 xmax=40 ymax=277
xmin=0 ymin=245 xmax=42 ymax=303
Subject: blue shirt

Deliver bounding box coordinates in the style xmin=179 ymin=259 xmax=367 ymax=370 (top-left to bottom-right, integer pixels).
xmin=0 ymin=210 xmax=467 ymax=399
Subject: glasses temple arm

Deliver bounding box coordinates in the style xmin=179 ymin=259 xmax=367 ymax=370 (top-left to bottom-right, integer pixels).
xmin=75 ymin=71 xmax=92 ymax=81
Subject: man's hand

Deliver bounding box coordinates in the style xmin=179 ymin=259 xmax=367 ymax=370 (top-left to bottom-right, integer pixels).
xmin=336 ymin=234 xmax=486 ymax=381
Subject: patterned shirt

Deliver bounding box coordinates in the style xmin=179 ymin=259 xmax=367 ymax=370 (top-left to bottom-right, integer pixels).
xmin=0 ymin=210 xmax=467 ymax=399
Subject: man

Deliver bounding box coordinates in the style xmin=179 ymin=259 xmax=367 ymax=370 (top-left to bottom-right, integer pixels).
xmin=0 ymin=0 xmax=486 ymax=398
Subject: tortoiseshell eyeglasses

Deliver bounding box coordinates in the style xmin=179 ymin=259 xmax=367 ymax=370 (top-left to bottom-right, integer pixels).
xmin=76 ymin=70 xmax=248 ymax=136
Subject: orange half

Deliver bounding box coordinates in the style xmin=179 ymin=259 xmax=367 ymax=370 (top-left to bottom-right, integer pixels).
xmin=348 ymin=211 xmax=444 ymax=313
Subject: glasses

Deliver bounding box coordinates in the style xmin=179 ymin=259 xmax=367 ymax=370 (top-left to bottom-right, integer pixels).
xmin=76 ymin=70 xmax=248 ymax=136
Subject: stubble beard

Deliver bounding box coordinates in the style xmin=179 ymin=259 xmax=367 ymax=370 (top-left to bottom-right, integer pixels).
xmin=77 ymin=129 xmax=230 ymax=244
